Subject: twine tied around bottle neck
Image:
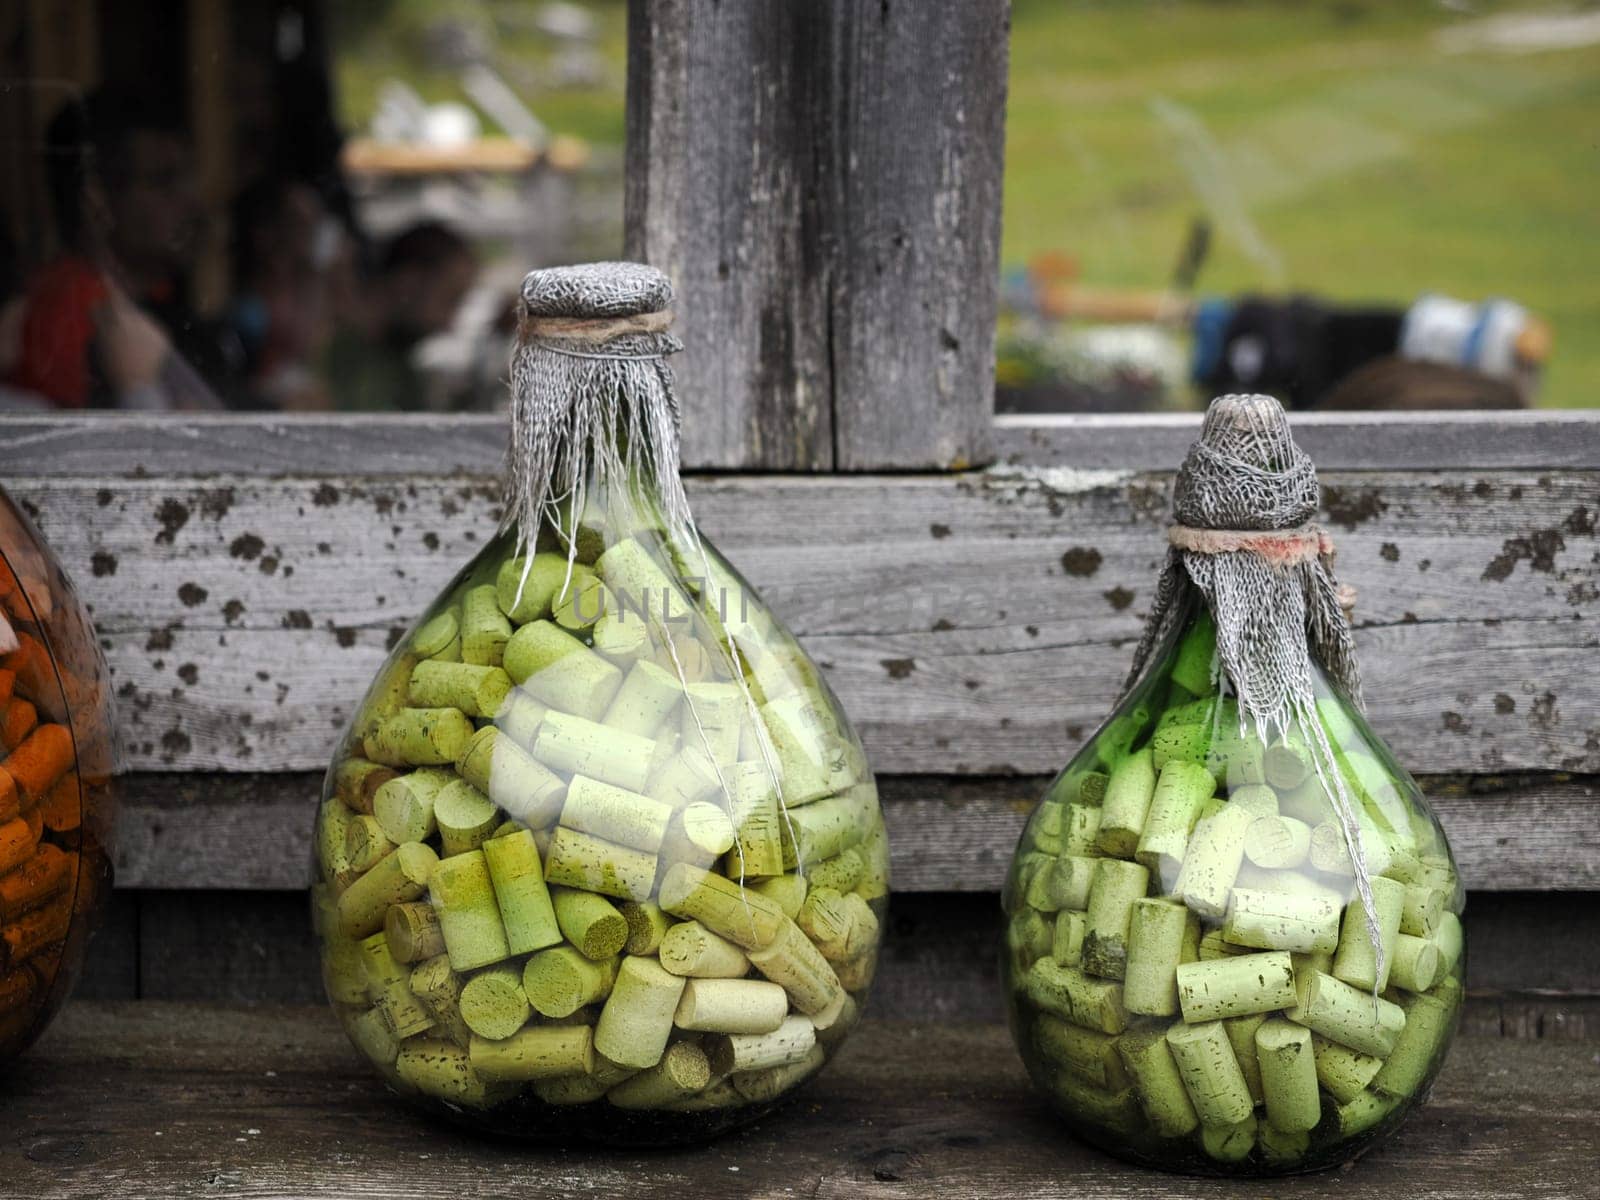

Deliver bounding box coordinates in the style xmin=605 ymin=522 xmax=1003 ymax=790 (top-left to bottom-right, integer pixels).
xmin=504 ymin=262 xmax=693 ymax=562
xmin=1127 ymin=392 xmax=1383 ymax=992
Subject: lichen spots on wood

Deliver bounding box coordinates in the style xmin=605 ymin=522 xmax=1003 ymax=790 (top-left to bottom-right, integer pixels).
xmin=177 ymin=583 xmax=209 ymax=607
xmin=154 ymin=498 xmax=191 ymax=545
xmin=881 ymin=659 xmax=916 ymax=680
xmin=1061 ymin=547 xmax=1102 ymax=577
xmin=91 ymin=551 xmax=118 ymax=577
xmin=1322 ymin=485 xmax=1387 ymax=530
xmin=229 ymin=533 xmax=264 ymax=561
xmin=1484 ymin=528 xmax=1567 ymax=581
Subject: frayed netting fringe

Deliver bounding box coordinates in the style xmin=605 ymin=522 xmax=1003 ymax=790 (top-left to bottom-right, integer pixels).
xmin=1124 ymin=393 xmax=1385 ymax=997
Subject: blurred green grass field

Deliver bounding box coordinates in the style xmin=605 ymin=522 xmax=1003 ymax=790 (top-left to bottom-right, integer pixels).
xmin=1005 ymin=0 xmax=1600 ymax=408
xmin=334 ymin=0 xmax=1597 ymax=407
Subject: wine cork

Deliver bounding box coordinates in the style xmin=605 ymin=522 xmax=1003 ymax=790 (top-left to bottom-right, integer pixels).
xmin=813 ymin=988 xmax=859 ymax=1049
xmin=1201 ymin=1115 xmax=1258 ymax=1163
xmin=1258 ymin=1122 xmax=1310 ymax=1166
xmin=552 ymin=568 xmax=611 ymax=634
xmin=1035 ymin=1014 xmax=1129 ymax=1092
xmin=461 ymin=584 xmax=512 ymax=667
xmin=649 ymin=745 xmax=720 ymax=810
xmin=620 ymin=900 xmax=672 ymax=955
xmin=396 ymin=1039 xmax=500 ymax=1108
xmin=857 ymin=812 xmax=891 ymax=905
xmin=1336 ymin=1088 xmax=1400 ymax=1138
xmin=407 ymin=660 xmax=511 ymax=719
xmin=1065 ymin=770 xmax=1110 ymax=807
xmin=535 ymin=711 xmax=659 ymax=794
xmin=1400 ymin=883 xmax=1446 ymax=937
xmin=595 ymin=955 xmax=688 ymax=1069
xmin=729 ymin=1041 xmax=826 ymax=1103
xmin=346 ymin=1006 xmax=401 ymax=1067
xmin=680 ymin=681 xmax=745 ymax=766
xmin=1123 ymin=899 xmax=1197 ymax=1016
xmin=1371 ymin=990 xmax=1453 ymax=1099
xmin=561 ymin=775 xmax=672 ymax=852
xmin=794 ymin=887 xmax=852 ymax=962
xmin=752 ymin=872 xmax=808 ymax=919
xmin=784 ymin=784 xmax=875 ymax=867
xmin=523 ymin=945 xmax=618 ymax=1017
xmin=1097 ymin=748 xmax=1156 ymax=858
xmin=658 ymin=862 xmax=786 ymax=950
xmin=659 ymin=920 xmax=751 ymax=978
xmin=1151 ymin=723 xmax=1210 ymax=772
xmin=1388 ymin=933 xmax=1440 ymax=993
xmin=1254 ymin=1017 xmax=1319 ymax=1131
xmin=1053 ymin=910 xmax=1087 ymax=967
xmin=601 ymin=661 xmax=683 ymax=737
xmin=674 ymin=978 xmax=788 ymax=1034
xmin=1227 ymin=784 xmax=1279 ymax=819
xmin=364 ymin=708 xmax=474 ymax=767
xmin=760 ymin=694 xmax=844 ymax=806
xmin=551 ymin=887 xmax=629 ymax=959
xmin=1223 ymin=1012 xmax=1266 ymax=1103
xmin=723 ymin=763 xmax=784 ymax=878
xmin=597 ymin=537 xmax=696 ymax=628
xmin=1176 ymin=951 xmax=1297 ymax=1023
xmin=1170 ymin=614 xmax=1216 ymax=694
xmin=1331 ymin=874 xmax=1406 ymax=992
xmin=1025 ymin=959 xmax=1127 ymax=1035
xmin=1174 ymin=805 xmax=1254 ymax=919
xmin=315 ymin=798 xmax=353 ymax=886
xmin=1115 ymin=1027 xmax=1198 ymax=1136
xmin=469 ymin=1024 xmax=594 ymax=1082
xmin=1310 ymin=819 xmax=1397 ymax=879
xmin=359 ymin=932 xmax=436 ymax=1038
xmin=372 ymin=767 xmax=453 ymax=844
xmin=1263 ymin=736 xmax=1311 ymax=791
xmin=496 ymin=553 xmax=569 ymax=624
xmin=1081 ymin=859 xmax=1150 ymax=980
xmin=385 ymin=900 xmax=445 ymax=963
xmin=344 ymin=814 xmax=394 ymax=878
xmin=319 ymin=937 xmax=369 ymax=1007
xmin=333 ymin=757 xmax=397 ymax=816
xmin=1432 ymin=910 xmax=1464 ymax=976
xmin=1312 ymin=1034 xmax=1383 ymax=1103
xmin=482 ymin=829 xmax=562 ymax=955
xmin=593 ymin=611 xmax=651 ymax=665
xmin=650 ymin=633 xmax=718 ymax=684
xmin=1243 ymin=814 xmax=1312 ymax=869
xmin=835 ymin=943 xmax=876 ymax=993
xmin=1222 ymin=888 xmax=1340 ymax=954
xmin=746 ymin=916 xmax=843 ymax=1015
xmin=544 ymin=827 xmax=657 ymax=901
xmin=664 ymin=802 xmax=738 ymax=867
xmin=494 ymin=691 xmax=548 ymax=748
xmin=459 ymin=964 xmax=532 ymax=1039
xmin=608 ymin=1039 xmax=712 ymax=1109
xmin=1135 ymin=761 xmax=1213 ymax=886
xmin=411 ymin=608 xmax=460 ymax=659
xmin=2 ymin=891 xmax=72 ymax=965
xmin=706 ymin=1013 xmax=816 ymax=1077
xmin=1341 ymin=751 xmax=1413 ymax=848
xmin=456 ymin=727 xmax=566 ymax=828
xmin=0 ymin=845 xmax=70 ymax=926
xmin=806 ymin=847 xmax=863 ymax=895
xmin=503 ymin=620 xmax=623 ymax=720
xmin=338 ymin=841 xmax=437 ymax=938
xmin=1166 ymin=1019 xmax=1254 ymax=1126
xmin=1061 ymin=803 xmax=1101 ymax=856
xmin=430 ymin=850 xmax=512 ymax=971
xmin=1197 ymin=928 xmax=1250 ymax=961
xmin=433 ymin=779 xmax=500 ymax=856
xmin=1286 ymin=970 xmax=1406 ymax=1058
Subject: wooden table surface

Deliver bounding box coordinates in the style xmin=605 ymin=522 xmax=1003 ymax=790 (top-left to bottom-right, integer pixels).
xmin=2 ymin=1003 xmax=1595 ymax=1198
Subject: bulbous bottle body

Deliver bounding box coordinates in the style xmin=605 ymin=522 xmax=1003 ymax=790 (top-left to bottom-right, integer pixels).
xmin=312 ymin=496 xmax=885 ymax=1144
xmin=1002 ymin=599 xmax=1463 ymax=1175
xmin=0 ymin=487 xmax=117 ymax=1063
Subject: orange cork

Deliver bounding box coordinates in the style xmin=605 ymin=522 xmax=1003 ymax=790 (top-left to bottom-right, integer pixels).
xmin=0 ymin=816 xmax=39 ymax=875
xmin=39 ymin=771 xmax=80 ymax=835
xmin=0 ymin=845 xmax=74 ymax=922
xmin=4 ymin=723 xmax=73 ymax=803
xmin=1 ymin=633 xmax=53 ymax=700
xmin=2 ymin=892 xmax=73 ymax=969
xmin=0 ymin=767 xmax=16 ymax=824
xmin=1 ymin=699 xmax=37 ymax=752
xmin=0 ymin=668 xmax=13 ymax=706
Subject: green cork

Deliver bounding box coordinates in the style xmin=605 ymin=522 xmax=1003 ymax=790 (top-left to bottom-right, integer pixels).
xmin=482 ymin=829 xmax=562 ymax=955
xmin=551 ymin=887 xmax=629 ymax=960
xmin=430 ymin=849 xmax=512 ymax=971
xmin=458 ymin=964 xmax=532 ymax=1040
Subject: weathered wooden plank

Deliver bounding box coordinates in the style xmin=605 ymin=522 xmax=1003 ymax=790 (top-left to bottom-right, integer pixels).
xmin=625 ymin=2 xmax=1005 ymax=469
xmin=109 ymin=772 xmax=1598 ymax=893
xmin=996 ymin=410 xmax=1600 ymax=472
xmin=8 ymin=466 xmax=1596 ymax=776
xmin=6 ymin=1004 xmax=1594 ymax=1199
xmin=826 ymin=0 xmax=1006 ymax=470
xmin=624 ymin=0 xmax=833 ymax=470
xmin=2 ymin=411 xmax=1598 ymax=477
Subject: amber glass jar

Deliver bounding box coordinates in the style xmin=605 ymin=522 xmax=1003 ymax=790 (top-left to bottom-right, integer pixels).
xmin=0 ymin=486 xmax=116 ymax=1061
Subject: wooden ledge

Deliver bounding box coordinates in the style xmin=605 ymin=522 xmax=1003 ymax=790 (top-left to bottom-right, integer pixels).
xmin=4 ymin=1003 xmax=1596 ymax=1198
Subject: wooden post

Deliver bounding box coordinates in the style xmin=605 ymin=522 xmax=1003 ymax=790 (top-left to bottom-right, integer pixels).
xmin=625 ymin=0 xmax=1008 ymax=471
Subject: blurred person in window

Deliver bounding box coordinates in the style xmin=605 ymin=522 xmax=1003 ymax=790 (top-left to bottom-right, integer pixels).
xmin=323 ymin=220 xmax=476 ymax=412
xmin=4 ymin=90 xmax=224 ymax=410
xmin=226 ymin=178 xmax=353 ymax=410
